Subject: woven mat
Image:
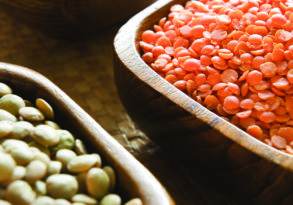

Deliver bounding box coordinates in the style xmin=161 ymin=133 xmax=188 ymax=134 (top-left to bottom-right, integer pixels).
xmin=0 ymin=7 xmax=240 ymax=205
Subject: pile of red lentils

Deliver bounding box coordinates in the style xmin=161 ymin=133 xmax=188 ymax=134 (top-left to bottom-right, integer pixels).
xmin=139 ymin=0 xmax=293 ymax=154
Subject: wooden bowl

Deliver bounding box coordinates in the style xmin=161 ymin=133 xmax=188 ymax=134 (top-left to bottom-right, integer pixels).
xmin=0 ymin=0 xmax=155 ymax=36
xmin=113 ymin=0 xmax=293 ymax=204
xmin=0 ymin=62 xmax=174 ymax=205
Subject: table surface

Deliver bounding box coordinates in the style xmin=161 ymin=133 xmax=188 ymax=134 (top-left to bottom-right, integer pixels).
xmin=0 ymin=7 xmax=242 ymax=205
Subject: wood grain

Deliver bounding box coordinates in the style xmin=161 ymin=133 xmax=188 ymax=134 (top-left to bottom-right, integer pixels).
xmin=0 ymin=62 xmax=174 ymax=205
xmin=113 ymin=0 xmax=293 ymax=204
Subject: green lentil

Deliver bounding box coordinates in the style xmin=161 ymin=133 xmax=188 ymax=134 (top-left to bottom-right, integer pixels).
xmin=125 ymin=199 xmax=143 ymax=205
xmin=19 ymin=107 xmax=45 ymax=122
xmin=0 ymin=200 xmax=11 ymax=205
xmin=0 ymin=82 xmax=141 ymax=204
xmin=46 ymin=174 xmax=78 ymax=199
xmin=5 ymin=180 xmax=36 ymax=205
xmin=55 ymin=199 xmax=71 ymax=205
xmin=0 ymin=94 xmax=25 ymax=116
xmin=2 ymin=139 xmax=34 ymax=165
xmin=0 ymin=82 xmax=12 ymax=97
xmin=25 ymin=160 xmax=47 ymax=182
xmin=53 ymin=130 xmax=75 ymax=151
xmin=0 ymin=152 xmax=16 ymax=183
xmin=45 ymin=120 xmax=60 ymax=129
xmin=32 ymin=125 xmax=60 ymax=147
xmin=35 ymin=180 xmax=47 ymax=195
xmin=103 ymin=166 xmax=116 ymax=191
xmin=0 ymin=121 xmax=13 ymax=138
xmin=100 ymin=194 xmax=121 ymax=205
xmin=9 ymin=121 xmax=34 ymax=139
xmin=86 ymin=168 xmax=110 ymax=199
xmin=0 ymin=109 xmax=17 ymax=122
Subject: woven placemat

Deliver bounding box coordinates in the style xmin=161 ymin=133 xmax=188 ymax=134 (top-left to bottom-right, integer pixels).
xmin=0 ymin=7 xmax=240 ymax=205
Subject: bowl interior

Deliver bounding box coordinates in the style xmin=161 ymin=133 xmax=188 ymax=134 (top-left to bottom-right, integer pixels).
xmin=115 ymin=0 xmax=293 ymax=171
xmin=0 ymin=63 xmax=174 ymax=205
xmin=0 ymin=68 xmax=131 ymax=199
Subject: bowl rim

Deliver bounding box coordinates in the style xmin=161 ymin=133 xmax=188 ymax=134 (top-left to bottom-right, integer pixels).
xmin=114 ymin=0 xmax=293 ymax=171
xmin=0 ymin=62 xmax=175 ymax=205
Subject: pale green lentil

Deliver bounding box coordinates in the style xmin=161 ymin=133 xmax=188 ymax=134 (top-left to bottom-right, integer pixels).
xmin=72 ymin=194 xmax=97 ymax=204
xmin=0 ymin=109 xmax=17 ymax=122
xmin=33 ymin=196 xmax=55 ymax=205
xmin=0 ymin=82 xmax=141 ymax=204
xmin=55 ymin=199 xmax=71 ymax=205
xmin=67 ymin=154 xmax=99 ymax=173
xmin=125 ymin=199 xmax=143 ymax=205
xmin=19 ymin=107 xmax=45 ymax=122
xmin=53 ymin=130 xmax=75 ymax=151
xmin=48 ymin=161 xmax=62 ymax=175
xmin=11 ymin=166 xmax=26 ymax=182
xmin=0 ymin=152 xmax=16 ymax=183
xmin=86 ymin=168 xmax=110 ymax=199
xmin=45 ymin=120 xmax=60 ymax=129
xmin=0 ymin=94 xmax=25 ymax=116
xmin=74 ymin=139 xmax=87 ymax=155
xmin=32 ymin=125 xmax=60 ymax=147
xmin=0 ymin=121 xmax=13 ymax=138
xmin=2 ymin=139 xmax=34 ymax=165
xmin=100 ymin=194 xmax=121 ymax=205
xmin=46 ymin=174 xmax=78 ymax=199
xmin=56 ymin=149 xmax=77 ymax=166
xmin=103 ymin=166 xmax=116 ymax=191
xmin=35 ymin=180 xmax=47 ymax=195
xmin=5 ymin=180 xmax=36 ymax=205
xmin=0 ymin=200 xmax=11 ymax=205
xmin=25 ymin=160 xmax=47 ymax=182
xmin=0 ymin=83 xmax=12 ymax=97
xmin=9 ymin=121 xmax=34 ymax=139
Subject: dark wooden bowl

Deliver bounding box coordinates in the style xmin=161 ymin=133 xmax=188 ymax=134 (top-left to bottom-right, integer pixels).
xmin=0 ymin=62 xmax=174 ymax=205
xmin=0 ymin=0 xmax=155 ymax=36
xmin=113 ymin=0 xmax=293 ymax=204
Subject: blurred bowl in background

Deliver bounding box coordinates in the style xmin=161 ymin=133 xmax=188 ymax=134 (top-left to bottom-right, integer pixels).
xmin=0 ymin=0 xmax=155 ymax=37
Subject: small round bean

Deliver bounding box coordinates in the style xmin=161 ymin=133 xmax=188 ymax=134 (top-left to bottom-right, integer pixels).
xmin=2 ymin=139 xmax=34 ymax=165
xmin=19 ymin=107 xmax=45 ymax=122
xmin=86 ymin=168 xmax=110 ymax=199
xmin=125 ymin=199 xmax=143 ymax=205
xmin=25 ymin=160 xmax=47 ymax=182
xmin=72 ymin=194 xmax=97 ymax=205
xmin=56 ymin=149 xmax=77 ymax=166
xmin=46 ymin=174 xmax=78 ymax=199
xmin=0 ymin=83 xmax=12 ymax=97
xmin=0 ymin=94 xmax=25 ymax=116
xmin=68 ymin=154 xmax=100 ymax=173
xmin=32 ymin=125 xmax=60 ymax=147
xmin=5 ymin=180 xmax=36 ymax=205
xmin=0 ymin=152 xmax=16 ymax=183
xmin=36 ymin=98 xmax=54 ymax=120
xmin=100 ymin=194 xmax=121 ymax=205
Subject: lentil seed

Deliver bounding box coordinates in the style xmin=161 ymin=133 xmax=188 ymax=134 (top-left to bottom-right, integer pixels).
xmin=36 ymin=98 xmax=54 ymax=120
xmin=140 ymin=0 xmax=293 ymax=153
xmin=0 ymin=82 xmax=140 ymax=204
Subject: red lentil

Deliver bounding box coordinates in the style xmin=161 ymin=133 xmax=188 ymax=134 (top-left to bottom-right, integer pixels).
xmin=140 ymin=0 xmax=293 ymax=154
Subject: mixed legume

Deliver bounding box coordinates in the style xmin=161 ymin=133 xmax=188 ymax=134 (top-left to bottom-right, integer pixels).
xmin=140 ymin=0 xmax=293 ymax=154
xmin=0 ymin=82 xmax=142 ymax=205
